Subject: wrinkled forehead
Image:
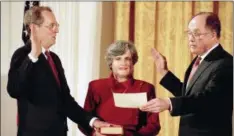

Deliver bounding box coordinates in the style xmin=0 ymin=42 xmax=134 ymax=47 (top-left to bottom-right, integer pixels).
xmin=188 ymin=15 xmax=207 ymax=32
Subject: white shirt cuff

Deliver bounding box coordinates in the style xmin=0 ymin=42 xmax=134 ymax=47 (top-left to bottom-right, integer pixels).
xmin=28 ymin=53 xmax=38 ymax=63
xmin=89 ymin=117 xmax=98 ymax=128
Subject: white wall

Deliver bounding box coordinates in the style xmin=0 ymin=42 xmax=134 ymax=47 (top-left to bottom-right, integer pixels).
xmin=1 ymin=2 xmax=25 ymax=136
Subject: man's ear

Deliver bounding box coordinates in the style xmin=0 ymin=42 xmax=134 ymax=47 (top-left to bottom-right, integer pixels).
xmin=210 ymin=30 xmax=217 ymax=39
xmin=29 ymin=24 xmax=39 ymax=31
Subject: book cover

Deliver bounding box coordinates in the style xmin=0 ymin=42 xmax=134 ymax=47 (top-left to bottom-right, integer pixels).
xmin=100 ymin=126 xmax=123 ymax=135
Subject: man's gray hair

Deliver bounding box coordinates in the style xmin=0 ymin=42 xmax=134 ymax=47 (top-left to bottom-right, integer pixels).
xmin=105 ymin=40 xmax=138 ymax=70
xmin=24 ymin=6 xmax=52 ymax=35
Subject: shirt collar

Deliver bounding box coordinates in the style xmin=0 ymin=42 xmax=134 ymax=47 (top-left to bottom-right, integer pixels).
xmin=109 ymin=72 xmax=134 ymax=89
xmin=42 ymin=47 xmax=50 ymax=59
xmin=199 ymin=43 xmax=219 ymax=63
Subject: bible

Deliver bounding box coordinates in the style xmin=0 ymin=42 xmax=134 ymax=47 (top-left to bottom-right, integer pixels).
xmin=100 ymin=126 xmax=123 ymax=135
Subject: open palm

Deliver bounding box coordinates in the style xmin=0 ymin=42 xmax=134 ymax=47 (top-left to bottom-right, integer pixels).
xmin=151 ymin=48 xmax=168 ymax=77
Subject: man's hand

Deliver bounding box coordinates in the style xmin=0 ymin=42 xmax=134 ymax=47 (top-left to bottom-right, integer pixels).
xmin=140 ymin=98 xmax=171 ymax=113
xmin=92 ymin=120 xmax=122 ymax=136
xmin=93 ymin=119 xmax=110 ymax=129
xmin=151 ymin=48 xmax=168 ymax=77
xmin=30 ymin=24 xmax=42 ymax=58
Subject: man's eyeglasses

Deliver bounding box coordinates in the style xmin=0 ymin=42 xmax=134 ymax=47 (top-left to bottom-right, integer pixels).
xmin=41 ymin=23 xmax=60 ymax=30
xmin=185 ymin=30 xmax=210 ymax=39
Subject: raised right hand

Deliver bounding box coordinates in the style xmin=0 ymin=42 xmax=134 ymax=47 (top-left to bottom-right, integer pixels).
xmin=30 ymin=24 xmax=42 ymax=58
xmin=93 ymin=119 xmax=111 ymax=129
xmin=151 ymin=48 xmax=169 ymax=77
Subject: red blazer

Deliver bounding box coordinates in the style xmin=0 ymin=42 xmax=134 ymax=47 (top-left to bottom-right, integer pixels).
xmin=81 ymin=75 xmax=161 ymax=136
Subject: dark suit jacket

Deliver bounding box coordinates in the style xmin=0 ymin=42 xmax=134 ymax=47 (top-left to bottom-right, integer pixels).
xmin=160 ymin=45 xmax=233 ymax=136
xmin=7 ymin=41 xmax=93 ymax=136
xmin=79 ymin=75 xmax=160 ymax=136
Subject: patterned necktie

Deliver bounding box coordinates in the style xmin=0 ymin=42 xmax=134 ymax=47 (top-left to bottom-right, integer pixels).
xmin=187 ymin=57 xmax=202 ymax=86
xmin=45 ymin=51 xmax=60 ymax=87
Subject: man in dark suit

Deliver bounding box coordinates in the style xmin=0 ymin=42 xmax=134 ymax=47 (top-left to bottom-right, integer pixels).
xmin=140 ymin=12 xmax=233 ymax=136
xmin=7 ymin=6 xmax=110 ymax=136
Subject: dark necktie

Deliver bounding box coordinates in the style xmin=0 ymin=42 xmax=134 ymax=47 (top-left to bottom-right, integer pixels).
xmin=187 ymin=57 xmax=202 ymax=85
xmin=45 ymin=51 xmax=60 ymax=87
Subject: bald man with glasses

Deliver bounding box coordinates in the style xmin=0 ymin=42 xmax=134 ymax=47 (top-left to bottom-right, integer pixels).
xmin=141 ymin=12 xmax=233 ymax=136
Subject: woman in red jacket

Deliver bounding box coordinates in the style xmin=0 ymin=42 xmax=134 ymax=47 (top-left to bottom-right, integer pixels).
xmin=81 ymin=40 xmax=160 ymax=136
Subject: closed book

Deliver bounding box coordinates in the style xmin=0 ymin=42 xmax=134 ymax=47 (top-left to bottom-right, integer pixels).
xmin=100 ymin=126 xmax=123 ymax=135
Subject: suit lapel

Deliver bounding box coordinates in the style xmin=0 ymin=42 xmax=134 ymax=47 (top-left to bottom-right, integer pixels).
xmin=185 ymin=44 xmax=224 ymax=95
xmin=39 ymin=53 xmax=61 ymax=90
xmin=183 ymin=58 xmax=195 ymax=94
xmin=185 ymin=60 xmax=212 ymax=95
xmin=51 ymin=53 xmax=64 ymax=88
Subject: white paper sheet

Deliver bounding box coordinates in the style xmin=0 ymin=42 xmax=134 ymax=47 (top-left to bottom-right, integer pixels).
xmin=113 ymin=92 xmax=147 ymax=108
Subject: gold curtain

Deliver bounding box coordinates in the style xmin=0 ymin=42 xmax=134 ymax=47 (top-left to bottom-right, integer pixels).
xmin=113 ymin=1 xmax=233 ymax=136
